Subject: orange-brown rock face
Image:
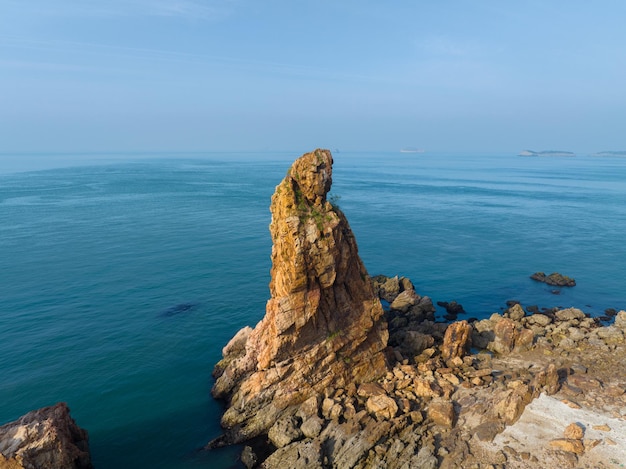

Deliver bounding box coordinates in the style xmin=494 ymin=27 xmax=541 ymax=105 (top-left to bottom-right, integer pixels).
xmin=211 ymin=149 xmax=388 ymax=444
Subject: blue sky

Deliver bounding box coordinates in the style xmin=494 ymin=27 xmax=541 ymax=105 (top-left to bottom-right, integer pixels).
xmin=1 ymin=0 xmax=625 ymax=153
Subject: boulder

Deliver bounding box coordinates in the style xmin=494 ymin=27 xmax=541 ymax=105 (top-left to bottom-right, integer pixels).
xmin=507 ymin=303 xmax=525 ymax=321
xmin=371 ymin=275 xmax=400 ymax=303
xmin=555 ymin=308 xmax=585 ymax=322
xmin=441 ymin=321 xmax=472 ymax=361
xmin=366 ymin=395 xmax=398 ymax=420
xmin=390 ymin=290 xmax=419 ymax=313
xmin=427 ymin=399 xmax=455 ymax=428
xmin=563 ymin=422 xmax=584 ymax=440
xmin=400 ymin=331 xmax=435 ymax=357
xmin=0 ymin=403 xmax=92 ymax=469
xmin=268 ymin=416 xmax=303 ymax=448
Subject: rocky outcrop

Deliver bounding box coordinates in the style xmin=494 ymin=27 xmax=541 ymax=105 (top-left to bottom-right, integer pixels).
xmin=208 ymin=148 xmax=626 ymax=468
xmin=0 ymin=403 xmax=92 ymax=469
xmin=211 ymin=149 xmax=388 ymax=445
xmin=530 ymin=271 xmax=576 ymax=287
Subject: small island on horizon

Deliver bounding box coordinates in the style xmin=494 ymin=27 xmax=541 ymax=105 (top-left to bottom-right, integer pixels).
xmin=518 ymin=149 xmax=576 ymax=157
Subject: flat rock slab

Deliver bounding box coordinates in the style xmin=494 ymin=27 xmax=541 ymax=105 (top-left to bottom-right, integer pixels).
xmin=483 ymin=394 xmax=626 ymax=466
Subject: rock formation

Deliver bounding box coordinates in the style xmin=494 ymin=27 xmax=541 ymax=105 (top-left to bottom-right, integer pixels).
xmin=0 ymin=403 xmax=92 ymax=469
xmin=208 ymin=148 xmax=626 ymax=468
xmin=530 ymin=271 xmax=576 ymax=287
xmin=211 ymin=149 xmax=388 ymax=445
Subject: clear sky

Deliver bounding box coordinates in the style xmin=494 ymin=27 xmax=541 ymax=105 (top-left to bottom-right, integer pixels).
xmin=1 ymin=0 xmax=625 ymax=153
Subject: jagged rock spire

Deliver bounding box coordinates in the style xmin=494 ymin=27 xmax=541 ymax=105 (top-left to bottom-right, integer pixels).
xmin=211 ymin=149 xmax=388 ymax=444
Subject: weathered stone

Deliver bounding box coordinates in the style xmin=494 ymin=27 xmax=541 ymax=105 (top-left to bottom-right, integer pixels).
xmin=366 ymin=395 xmax=398 ymax=420
xmin=296 ymin=395 xmax=319 ymax=420
xmin=390 ymin=289 xmax=419 ymax=313
xmin=427 ymin=398 xmax=455 ymax=428
xmin=507 ymin=303 xmax=525 ymax=321
xmin=473 ymin=420 xmax=505 ymax=442
xmin=584 ymin=439 xmax=601 ymax=450
xmin=493 ymin=384 xmax=532 ymax=425
xmin=268 ymin=416 xmax=303 ymax=448
xmin=592 ymin=424 xmax=611 ymax=432
xmin=532 ymin=363 xmax=560 ymax=395
xmin=530 ymin=313 xmax=552 ymax=327
xmin=549 ymin=438 xmax=585 ymax=454
xmin=489 ymin=318 xmax=517 ymax=354
xmin=596 ymin=325 xmax=624 ymax=344
xmin=399 ymin=331 xmax=434 ymax=357
xmin=357 ymin=382 xmax=385 ymax=398
xmin=413 ymin=445 xmax=438 ymax=469
xmin=563 ymin=422 xmax=584 ymax=439
xmin=614 ymin=310 xmax=626 ymax=330
xmin=260 ymin=439 xmax=324 ymax=469
xmin=0 ymin=403 xmax=92 ymax=469
xmin=441 ymin=321 xmax=472 ymax=361
xmin=371 ymin=275 xmax=401 ymax=303
xmin=568 ymin=374 xmax=601 ymax=392
xmin=211 ymin=150 xmax=389 ymax=444
xmin=300 ymin=416 xmax=323 ymax=439
xmin=555 ymin=308 xmax=585 ymax=322
xmin=414 ymin=378 xmax=443 ymax=398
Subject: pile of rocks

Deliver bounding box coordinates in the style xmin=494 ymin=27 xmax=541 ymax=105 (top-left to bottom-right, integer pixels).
xmin=234 ymin=301 xmax=626 ymax=468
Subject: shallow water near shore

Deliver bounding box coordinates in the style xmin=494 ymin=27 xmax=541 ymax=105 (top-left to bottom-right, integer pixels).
xmin=1 ymin=151 xmax=625 ymax=467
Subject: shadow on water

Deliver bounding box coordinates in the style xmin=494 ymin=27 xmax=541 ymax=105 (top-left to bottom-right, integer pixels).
xmin=89 ymin=405 xmax=244 ymax=469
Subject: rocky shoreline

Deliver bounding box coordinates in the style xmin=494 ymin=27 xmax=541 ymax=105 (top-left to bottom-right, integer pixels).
xmin=209 ymin=149 xmax=626 ymax=469
xmin=2 ymin=149 xmax=624 ymax=468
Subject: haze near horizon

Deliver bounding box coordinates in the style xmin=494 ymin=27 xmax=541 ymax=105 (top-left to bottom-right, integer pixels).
xmin=1 ymin=1 xmax=625 ymax=155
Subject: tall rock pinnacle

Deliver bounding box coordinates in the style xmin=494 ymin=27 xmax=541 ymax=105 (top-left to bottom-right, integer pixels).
xmin=211 ymin=149 xmax=388 ymax=444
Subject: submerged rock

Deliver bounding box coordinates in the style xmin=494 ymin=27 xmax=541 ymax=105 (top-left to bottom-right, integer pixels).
xmin=0 ymin=403 xmax=92 ymax=469
xmin=211 ymin=149 xmax=388 ymax=445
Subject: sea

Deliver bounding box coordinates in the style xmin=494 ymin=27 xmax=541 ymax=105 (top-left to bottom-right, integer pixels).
xmin=1 ymin=151 xmax=625 ymax=468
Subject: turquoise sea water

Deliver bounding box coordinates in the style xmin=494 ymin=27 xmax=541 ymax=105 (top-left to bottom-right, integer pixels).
xmin=1 ymin=152 xmax=625 ymax=468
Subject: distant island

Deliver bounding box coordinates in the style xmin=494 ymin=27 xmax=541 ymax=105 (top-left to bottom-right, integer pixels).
xmin=400 ymin=147 xmax=425 ymax=153
xmin=518 ymin=149 xmax=575 ymax=157
xmin=592 ymin=150 xmax=626 ymax=157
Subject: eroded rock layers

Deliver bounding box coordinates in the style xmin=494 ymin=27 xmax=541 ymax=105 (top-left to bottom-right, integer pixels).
xmin=0 ymin=403 xmax=92 ymax=469
xmin=211 ymin=149 xmax=388 ymax=444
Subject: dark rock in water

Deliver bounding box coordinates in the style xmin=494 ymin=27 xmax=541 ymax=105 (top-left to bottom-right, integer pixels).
xmin=530 ymin=272 xmax=576 ymax=287
xmin=0 ymin=402 xmax=93 ymax=468
xmin=437 ymin=300 xmax=465 ymax=315
xmin=605 ymin=308 xmax=618 ymax=317
xmin=526 ymin=305 xmax=540 ymax=314
xmin=160 ymin=302 xmax=197 ymax=317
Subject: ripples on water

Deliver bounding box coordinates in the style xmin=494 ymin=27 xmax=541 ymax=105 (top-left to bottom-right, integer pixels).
xmin=0 ymin=152 xmax=624 ymax=467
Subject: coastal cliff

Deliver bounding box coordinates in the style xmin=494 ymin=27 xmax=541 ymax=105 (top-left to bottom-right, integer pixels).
xmin=211 ymin=149 xmax=388 ymax=445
